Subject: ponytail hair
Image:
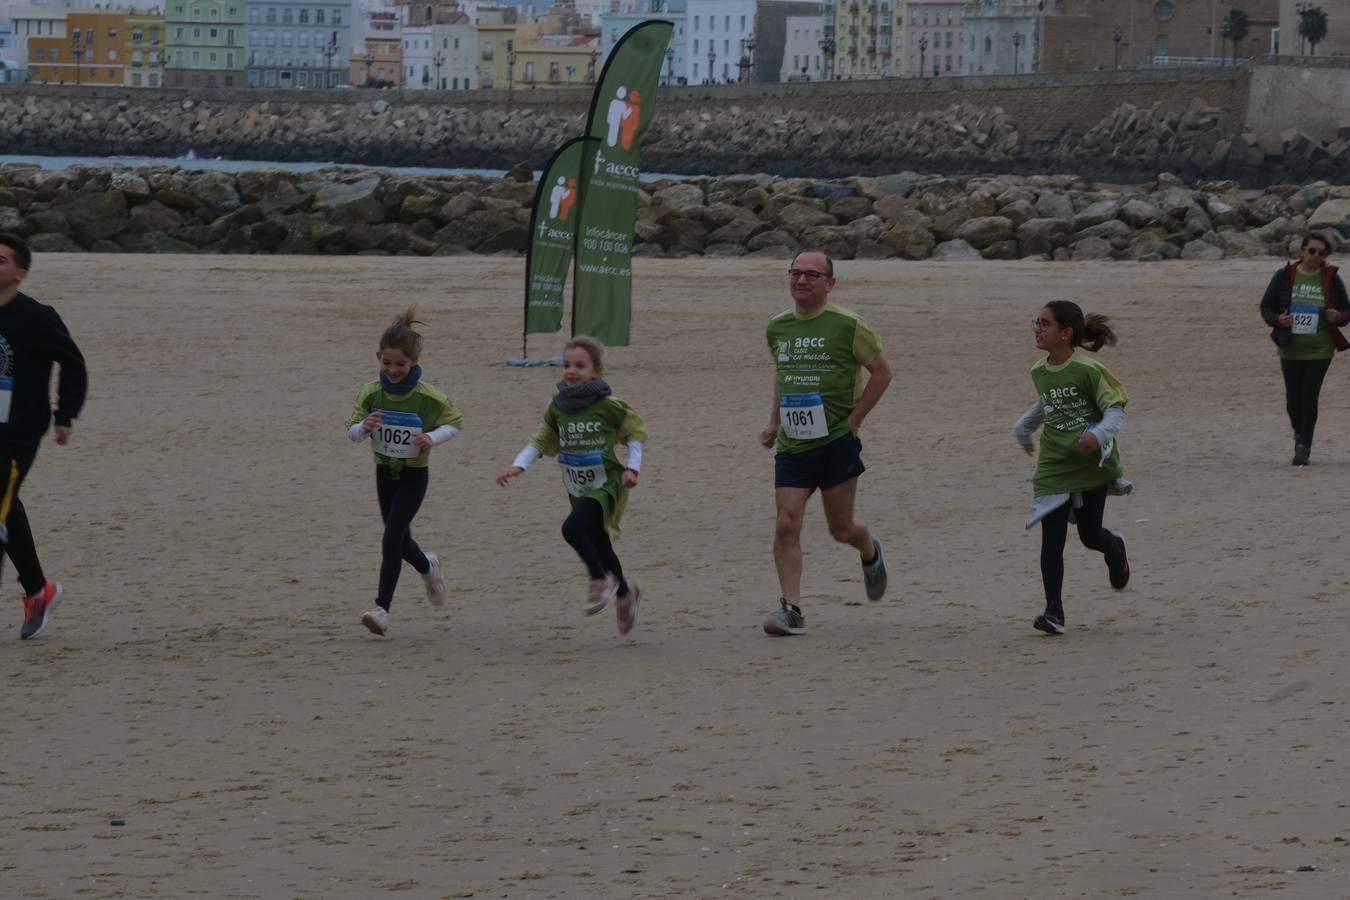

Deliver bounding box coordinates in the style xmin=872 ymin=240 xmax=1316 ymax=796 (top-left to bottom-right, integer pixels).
xmin=380 ymin=305 xmax=424 ymax=359
xmin=1045 ymin=300 xmax=1117 ymax=352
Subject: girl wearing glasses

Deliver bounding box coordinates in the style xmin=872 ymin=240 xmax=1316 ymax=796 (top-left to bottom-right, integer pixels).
xmin=1013 ymin=302 xmax=1131 ymax=636
xmin=1259 ymin=232 xmax=1350 ymax=466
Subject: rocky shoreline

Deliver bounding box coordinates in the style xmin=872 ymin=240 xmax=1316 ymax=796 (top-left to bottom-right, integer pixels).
xmin=2 ymin=158 xmax=1347 ymax=261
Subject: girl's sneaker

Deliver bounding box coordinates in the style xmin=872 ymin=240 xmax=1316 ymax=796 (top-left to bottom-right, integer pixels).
xmin=1107 ymin=532 xmax=1130 ymax=591
xmin=362 ymin=607 xmax=390 ymax=636
xmin=616 ymin=580 xmax=641 ymax=635
xmin=422 ymin=553 xmax=448 ymax=607
xmin=20 ymin=580 xmax=63 ymax=640
xmin=585 ymin=574 xmax=618 ymax=616
xmin=1033 ymin=610 xmax=1065 ymax=635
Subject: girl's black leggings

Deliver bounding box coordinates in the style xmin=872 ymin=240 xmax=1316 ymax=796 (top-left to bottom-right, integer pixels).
xmin=375 ymin=465 xmax=429 ymax=610
xmin=1039 ymin=485 xmax=1123 ymax=613
xmin=561 ymin=497 xmax=626 ymax=590
xmin=1281 ymin=357 xmax=1332 ymax=447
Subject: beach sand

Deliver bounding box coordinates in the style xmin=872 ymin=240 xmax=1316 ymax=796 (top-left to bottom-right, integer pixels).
xmin=3 ymin=255 xmax=1347 ymax=898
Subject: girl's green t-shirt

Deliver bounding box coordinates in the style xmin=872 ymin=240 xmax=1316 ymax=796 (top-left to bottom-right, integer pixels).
xmin=1282 ymin=268 xmax=1333 ymax=361
xmin=529 ymin=395 xmax=647 ymax=538
xmin=1030 ymin=352 xmax=1128 ymax=496
xmin=346 ymin=381 xmax=463 ymax=471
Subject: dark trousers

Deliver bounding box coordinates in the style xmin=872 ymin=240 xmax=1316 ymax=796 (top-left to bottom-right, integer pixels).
xmin=0 ymin=442 xmax=45 ymax=597
xmin=375 ymin=465 xmax=429 ymax=610
xmin=561 ymin=497 xmax=626 ymax=589
xmin=1281 ymin=357 xmax=1333 ymax=447
xmin=1039 ymin=485 xmax=1123 ymax=614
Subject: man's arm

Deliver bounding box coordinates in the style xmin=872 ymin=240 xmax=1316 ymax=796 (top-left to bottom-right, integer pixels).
xmin=846 ymin=352 xmax=892 ymax=434
xmin=759 ymin=375 xmax=780 ymax=448
xmin=46 ymin=309 xmax=87 ymax=444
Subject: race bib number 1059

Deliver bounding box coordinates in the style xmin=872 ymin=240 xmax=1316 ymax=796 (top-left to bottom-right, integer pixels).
xmin=559 ymin=450 xmax=607 ymax=498
xmin=371 ymin=410 xmax=423 ymax=459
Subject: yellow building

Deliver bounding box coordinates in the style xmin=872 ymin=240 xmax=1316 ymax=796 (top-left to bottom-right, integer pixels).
xmin=28 ymin=11 xmax=128 ymax=85
xmin=476 ymin=20 xmax=513 ymax=88
xmin=512 ymin=33 xmax=600 ymax=89
xmin=123 ymin=12 xmax=166 ymax=87
xmin=827 ymin=0 xmax=904 ymax=79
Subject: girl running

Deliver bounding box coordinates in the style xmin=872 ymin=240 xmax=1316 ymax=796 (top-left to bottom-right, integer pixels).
xmin=1013 ymin=301 xmax=1131 ymax=636
xmin=496 ymin=336 xmax=647 ymax=635
xmin=346 ymin=306 xmax=462 ymax=637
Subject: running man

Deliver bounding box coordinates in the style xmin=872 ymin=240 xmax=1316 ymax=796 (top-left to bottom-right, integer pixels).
xmin=759 ymin=250 xmax=892 ymax=636
xmin=0 ymin=233 xmax=87 ymax=640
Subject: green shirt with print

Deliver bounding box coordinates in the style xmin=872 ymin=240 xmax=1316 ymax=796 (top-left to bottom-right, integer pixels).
xmin=1282 ymin=268 xmax=1334 ymax=361
xmin=766 ymin=303 xmax=882 ymax=454
xmin=529 ymin=395 xmax=647 ymax=539
xmin=1030 ymin=352 xmax=1128 ymax=496
xmin=346 ymin=381 xmax=463 ymax=473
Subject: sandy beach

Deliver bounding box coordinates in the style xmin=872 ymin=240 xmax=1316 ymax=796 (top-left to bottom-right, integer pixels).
xmin=3 ymin=254 xmax=1348 ymax=899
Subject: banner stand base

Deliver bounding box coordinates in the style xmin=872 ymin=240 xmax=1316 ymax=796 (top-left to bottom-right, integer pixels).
xmin=505 ymin=356 xmax=564 ymax=367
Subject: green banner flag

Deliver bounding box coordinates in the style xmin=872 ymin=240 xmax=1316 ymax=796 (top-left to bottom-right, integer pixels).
xmin=524 ymin=136 xmax=594 ymax=340
xmin=572 ymin=19 xmax=674 ymax=347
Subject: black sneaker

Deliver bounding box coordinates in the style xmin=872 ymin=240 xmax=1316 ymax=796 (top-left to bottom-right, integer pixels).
xmin=1293 ymin=443 xmax=1310 ymax=466
xmin=763 ymin=598 xmax=807 ymax=636
xmin=1033 ymin=610 xmax=1065 ymax=635
xmin=1108 ymin=530 xmax=1130 ymax=591
xmin=862 ymin=537 xmax=888 ymax=601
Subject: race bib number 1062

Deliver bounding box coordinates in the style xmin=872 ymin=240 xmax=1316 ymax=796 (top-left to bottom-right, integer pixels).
xmin=371 ymin=410 xmax=423 ymax=459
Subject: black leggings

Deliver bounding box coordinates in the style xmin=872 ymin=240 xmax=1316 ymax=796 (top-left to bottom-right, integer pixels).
xmin=561 ymin=498 xmax=627 ymax=592
xmin=375 ymin=465 xmax=430 ymax=610
xmin=1281 ymin=357 xmax=1333 ymax=447
xmin=0 ymin=443 xmax=45 ymax=597
xmin=1039 ymin=485 xmax=1123 ymax=614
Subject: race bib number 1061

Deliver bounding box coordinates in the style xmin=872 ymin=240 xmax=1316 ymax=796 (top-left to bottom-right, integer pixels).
xmin=780 ymin=391 xmax=828 ymax=440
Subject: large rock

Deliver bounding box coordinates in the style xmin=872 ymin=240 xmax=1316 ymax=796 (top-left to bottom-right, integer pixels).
xmin=1071 ymin=199 xmax=1121 ymax=229
xmin=954 ymin=216 xmax=1015 ymax=249
xmin=1069 ymin=237 xmax=1114 ymax=260
xmin=1120 ymin=198 xmax=1162 ymax=228
xmin=310 ymin=175 xmax=384 ymax=225
xmin=653 ymin=183 xmax=704 ymax=211
xmin=931 ymin=239 xmax=982 ymax=261
xmin=1180 ymin=239 xmax=1225 ymax=260
xmin=1035 ymin=192 xmax=1075 ymax=220
xmin=1308 ymin=199 xmax=1350 ymax=231
xmin=1017 ymin=218 xmax=1072 ymax=255
xmin=775 ymin=202 xmax=837 ymax=229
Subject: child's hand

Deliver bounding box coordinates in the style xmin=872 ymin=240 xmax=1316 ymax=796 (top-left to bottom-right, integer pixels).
xmin=1077 ymin=431 xmax=1101 ymax=454
xmin=412 ymin=434 xmax=433 ymax=449
xmin=496 ymin=467 xmax=523 ymax=487
xmin=621 ymin=468 xmax=640 ymax=488
xmin=1021 ymin=442 xmax=1035 ymax=456
xmin=361 ymin=411 xmax=384 ymax=434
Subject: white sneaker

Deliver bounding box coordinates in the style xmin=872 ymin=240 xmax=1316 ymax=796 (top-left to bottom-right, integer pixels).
xmin=361 ymin=607 xmax=389 ymax=636
xmin=422 ymin=553 xmax=447 ymax=608
xmin=585 ymin=574 xmax=619 ymax=616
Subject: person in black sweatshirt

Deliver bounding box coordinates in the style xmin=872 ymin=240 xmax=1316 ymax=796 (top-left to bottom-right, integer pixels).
xmin=0 ymin=234 xmax=87 ymax=640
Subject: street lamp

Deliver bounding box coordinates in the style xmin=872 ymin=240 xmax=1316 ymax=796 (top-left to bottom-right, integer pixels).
xmin=818 ymin=36 xmax=835 ymax=81
xmin=588 ymin=47 xmax=598 ymax=83
xmin=1219 ymin=20 xmax=1233 ymax=65
xmin=1012 ymin=31 xmax=1023 ymax=74
xmin=322 ymin=34 xmax=337 ymax=88
xmin=507 ymin=48 xmax=516 ymax=98
xmin=742 ymin=33 xmax=756 ymax=81
xmin=1112 ymin=27 xmax=1121 ymax=69
xmin=363 ymin=51 xmax=374 ymax=86
xmin=433 ymin=51 xmax=444 ymax=89
xmin=707 ymin=45 xmax=715 ymax=84
xmin=918 ymin=35 xmax=927 ymax=77
xmin=665 ymin=46 xmax=674 ymax=84
xmin=72 ymin=46 xmax=83 ymax=85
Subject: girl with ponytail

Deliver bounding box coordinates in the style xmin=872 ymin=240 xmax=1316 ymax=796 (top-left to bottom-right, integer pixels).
xmin=1012 ymin=301 xmax=1132 ymax=636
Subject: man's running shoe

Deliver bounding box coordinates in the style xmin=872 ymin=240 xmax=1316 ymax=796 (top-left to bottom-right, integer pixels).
xmin=1108 ymin=531 xmax=1130 ymax=591
xmin=616 ymin=580 xmax=641 ymax=636
xmin=20 ymin=580 xmax=62 ymax=641
xmin=763 ymin=598 xmax=807 ymax=636
xmin=1033 ymin=610 xmax=1065 ymax=635
xmin=585 ymin=574 xmax=618 ymax=616
xmin=862 ymin=537 xmax=888 ymax=601
xmin=361 ymin=607 xmax=390 ymax=636
xmin=422 ymin=553 xmax=448 ymax=608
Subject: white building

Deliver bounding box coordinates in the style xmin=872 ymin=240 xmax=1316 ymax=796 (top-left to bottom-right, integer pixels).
xmin=685 ymin=0 xmax=754 ymax=84
xmin=4 ymin=4 xmax=81 ymax=81
xmin=600 ymin=0 xmax=685 ymax=84
xmin=779 ymin=13 xmax=822 ymax=80
xmin=906 ymin=0 xmax=964 ymax=76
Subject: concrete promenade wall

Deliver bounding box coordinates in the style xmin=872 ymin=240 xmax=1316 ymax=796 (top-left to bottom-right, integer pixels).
xmin=1247 ymin=56 xmax=1350 ymax=147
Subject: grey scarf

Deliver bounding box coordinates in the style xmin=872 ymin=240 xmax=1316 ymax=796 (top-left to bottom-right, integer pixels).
xmin=553 ymin=379 xmax=612 ymax=413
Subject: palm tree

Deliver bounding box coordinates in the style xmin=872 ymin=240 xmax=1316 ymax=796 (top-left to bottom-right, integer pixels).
xmin=1224 ymin=9 xmax=1250 ymax=63
xmin=1299 ymin=6 xmax=1329 ymax=57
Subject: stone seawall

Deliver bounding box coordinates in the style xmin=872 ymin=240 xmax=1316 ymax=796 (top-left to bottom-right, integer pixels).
xmin=0 ymin=67 xmax=1258 ymax=181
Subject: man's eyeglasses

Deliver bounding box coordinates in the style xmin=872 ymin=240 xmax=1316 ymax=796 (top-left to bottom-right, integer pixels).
xmin=1306 ymin=246 xmax=1329 ymax=258
xmin=1032 ymin=318 xmax=1057 ymax=331
xmin=788 ymin=268 xmax=829 ymax=282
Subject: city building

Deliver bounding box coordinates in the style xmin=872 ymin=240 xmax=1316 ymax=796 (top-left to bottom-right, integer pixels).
xmin=599 ymin=0 xmax=685 ymax=85
xmin=906 ymin=0 xmax=963 ymax=77
xmin=780 ymin=13 xmax=824 ymax=79
xmin=827 ymin=0 xmax=904 ymax=78
xmin=1276 ymin=0 xmax=1341 ymax=57
xmin=685 ymin=0 xmax=754 ymax=84
xmin=123 ymin=9 xmax=166 ymax=86
xmin=349 ymin=7 xmax=400 ymax=86
xmin=243 ymin=0 xmax=355 ymax=89
xmin=28 ymin=10 xmax=128 ymax=85
xmin=513 ymin=31 xmax=600 ymax=87
xmin=165 ymin=0 xmax=245 ymax=88
xmin=5 ymin=5 xmax=76 ymax=83
xmin=0 ymin=23 xmax=17 ymax=81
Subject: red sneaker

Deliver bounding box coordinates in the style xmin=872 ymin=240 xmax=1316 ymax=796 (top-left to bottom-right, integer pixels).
xmin=20 ymin=580 xmax=63 ymax=640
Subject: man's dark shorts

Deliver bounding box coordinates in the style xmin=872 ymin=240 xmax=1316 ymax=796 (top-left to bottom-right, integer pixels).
xmin=774 ymin=433 xmax=865 ymax=492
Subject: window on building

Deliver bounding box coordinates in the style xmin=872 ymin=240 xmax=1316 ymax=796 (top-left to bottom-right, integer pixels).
xmin=210 ymin=28 xmax=217 ymax=39
xmin=299 ymin=9 xmax=308 ymax=24
xmin=209 ymin=51 xmax=216 ymax=62
xmin=333 ymin=9 xmax=342 ymax=25
xmin=693 ymin=15 xmax=698 ymax=30
xmin=724 ymin=15 xmax=729 ymax=30
xmin=316 ymin=10 xmax=325 ymax=24
xmin=108 ymin=27 xmax=118 ymax=38
xmin=693 ymin=38 xmax=698 ymax=53
xmin=525 ymin=60 xmax=533 ymax=80
xmin=34 ymin=47 xmax=45 ymax=60
xmin=132 ymin=72 xmax=142 ymax=85
xmin=192 ymin=50 xmax=200 ymax=62
xmin=227 ymin=29 xmax=234 ymax=44
xmin=133 ymin=29 xmax=143 ymax=43
xmin=108 ymin=49 xmax=116 ymax=62
xmin=150 ymin=72 xmax=159 ymax=86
